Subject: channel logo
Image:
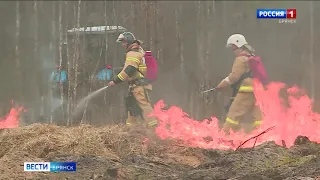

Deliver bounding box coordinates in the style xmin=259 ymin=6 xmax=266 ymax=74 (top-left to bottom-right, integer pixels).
xmin=257 ymin=9 xmax=296 ymax=19
xmin=24 ymin=162 xmax=76 ymax=172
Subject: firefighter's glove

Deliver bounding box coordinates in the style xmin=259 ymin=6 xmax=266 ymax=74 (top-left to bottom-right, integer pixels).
xmin=107 ymin=81 xmax=115 ymax=87
xmin=216 ymin=80 xmax=229 ymax=90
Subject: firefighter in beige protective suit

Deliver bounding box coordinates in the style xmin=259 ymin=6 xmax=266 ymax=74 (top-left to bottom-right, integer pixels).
xmin=107 ymin=32 xmax=158 ymax=129
xmin=215 ymin=34 xmax=263 ymax=133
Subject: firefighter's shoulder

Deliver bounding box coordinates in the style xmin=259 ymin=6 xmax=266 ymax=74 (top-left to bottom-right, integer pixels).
xmin=234 ymin=55 xmax=248 ymax=64
xmin=126 ymin=50 xmax=144 ymax=57
xmin=126 ymin=51 xmax=143 ymax=63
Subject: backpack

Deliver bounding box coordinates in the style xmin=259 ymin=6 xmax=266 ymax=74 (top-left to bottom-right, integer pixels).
xmin=226 ymin=54 xmax=268 ymax=112
xmin=142 ymin=51 xmax=158 ymax=82
xmin=239 ymin=53 xmax=268 ymax=85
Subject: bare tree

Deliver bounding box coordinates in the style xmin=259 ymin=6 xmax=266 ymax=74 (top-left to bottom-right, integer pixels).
xmin=58 ymin=0 xmax=65 ymax=122
xmin=15 ymin=1 xmax=21 ymax=101
xmin=64 ymin=1 xmax=72 ymax=126
xmin=33 ymin=0 xmax=39 ymax=122
xmin=49 ymin=2 xmax=56 ymax=124
xmin=71 ymin=0 xmax=81 ymax=125
xmin=309 ymin=1 xmax=315 ymax=101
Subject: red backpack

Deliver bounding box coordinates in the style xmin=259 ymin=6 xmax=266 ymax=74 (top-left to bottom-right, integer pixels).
xmin=239 ymin=53 xmax=268 ymax=85
xmin=143 ymin=51 xmax=158 ymax=82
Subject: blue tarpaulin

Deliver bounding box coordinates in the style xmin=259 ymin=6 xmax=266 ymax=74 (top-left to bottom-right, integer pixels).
xmin=96 ymin=69 xmax=113 ymax=80
xmin=51 ymin=71 xmax=67 ymax=83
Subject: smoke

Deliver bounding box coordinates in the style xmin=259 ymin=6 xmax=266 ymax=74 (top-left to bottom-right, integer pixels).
xmin=51 ymin=97 xmax=63 ymax=112
xmin=40 ymin=46 xmax=56 ymax=70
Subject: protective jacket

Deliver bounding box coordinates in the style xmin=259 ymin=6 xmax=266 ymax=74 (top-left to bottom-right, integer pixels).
xmin=116 ymin=43 xmax=149 ymax=85
xmin=221 ymin=51 xmax=262 ymax=133
xmin=115 ymin=42 xmax=156 ymax=128
xmin=227 ymin=51 xmax=253 ymax=93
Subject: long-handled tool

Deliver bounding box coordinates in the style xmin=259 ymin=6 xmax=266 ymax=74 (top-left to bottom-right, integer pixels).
xmin=201 ymin=87 xmax=216 ymax=94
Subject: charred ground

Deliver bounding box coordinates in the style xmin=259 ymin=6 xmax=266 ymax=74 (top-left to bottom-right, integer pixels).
xmin=0 ymin=124 xmax=319 ymax=180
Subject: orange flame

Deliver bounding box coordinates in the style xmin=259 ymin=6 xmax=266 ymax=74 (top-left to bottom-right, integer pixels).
xmin=0 ymin=103 xmax=25 ymax=129
xmin=152 ymin=81 xmax=320 ymax=150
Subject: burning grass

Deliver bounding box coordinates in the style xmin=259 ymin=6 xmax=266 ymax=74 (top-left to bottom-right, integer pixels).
xmin=0 ymin=80 xmax=320 ymax=179
xmin=152 ymin=81 xmax=320 ymax=150
xmin=0 ymin=124 xmax=319 ymax=180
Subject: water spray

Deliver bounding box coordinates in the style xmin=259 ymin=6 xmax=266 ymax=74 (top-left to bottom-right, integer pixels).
xmin=201 ymin=87 xmax=216 ymax=94
xmin=72 ymin=86 xmax=109 ymax=117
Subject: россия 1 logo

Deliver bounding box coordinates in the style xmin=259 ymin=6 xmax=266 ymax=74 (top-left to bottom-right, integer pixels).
xmin=256 ymin=9 xmax=296 ymax=24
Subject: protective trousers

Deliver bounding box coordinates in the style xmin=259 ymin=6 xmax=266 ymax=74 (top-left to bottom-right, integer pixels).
xmin=223 ymin=92 xmax=262 ymax=133
xmin=125 ymin=85 xmax=158 ymax=128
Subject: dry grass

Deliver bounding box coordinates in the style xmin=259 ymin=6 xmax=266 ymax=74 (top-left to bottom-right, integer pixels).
xmin=0 ymin=123 xmax=206 ymax=170
xmin=0 ymin=124 xmax=208 ymax=179
xmin=0 ymin=124 xmax=319 ymax=179
xmin=0 ymin=123 xmax=161 ymax=161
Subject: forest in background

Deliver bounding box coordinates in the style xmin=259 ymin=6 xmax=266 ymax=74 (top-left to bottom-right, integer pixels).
xmin=0 ymin=1 xmax=319 ymax=126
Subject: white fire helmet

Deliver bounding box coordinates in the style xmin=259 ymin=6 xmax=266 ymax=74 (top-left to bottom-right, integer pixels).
xmin=226 ymin=34 xmax=248 ymax=48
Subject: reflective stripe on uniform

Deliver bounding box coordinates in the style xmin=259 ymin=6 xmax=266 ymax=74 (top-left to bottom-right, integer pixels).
xmin=238 ymin=86 xmax=253 ymax=92
xmin=137 ymin=65 xmax=147 ymax=78
xmin=253 ymin=120 xmax=262 ymax=126
xmin=147 ymin=120 xmax=158 ymax=127
xmin=127 ymin=57 xmax=140 ymax=63
xmin=226 ymin=117 xmax=239 ymax=125
xmin=138 ymin=65 xmax=147 ymax=68
xmin=117 ymin=74 xmax=125 ymax=81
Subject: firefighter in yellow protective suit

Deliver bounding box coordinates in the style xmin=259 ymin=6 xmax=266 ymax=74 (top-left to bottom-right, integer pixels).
xmin=107 ymin=32 xmax=158 ymax=129
xmin=215 ymin=34 xmax=262 ymax=133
